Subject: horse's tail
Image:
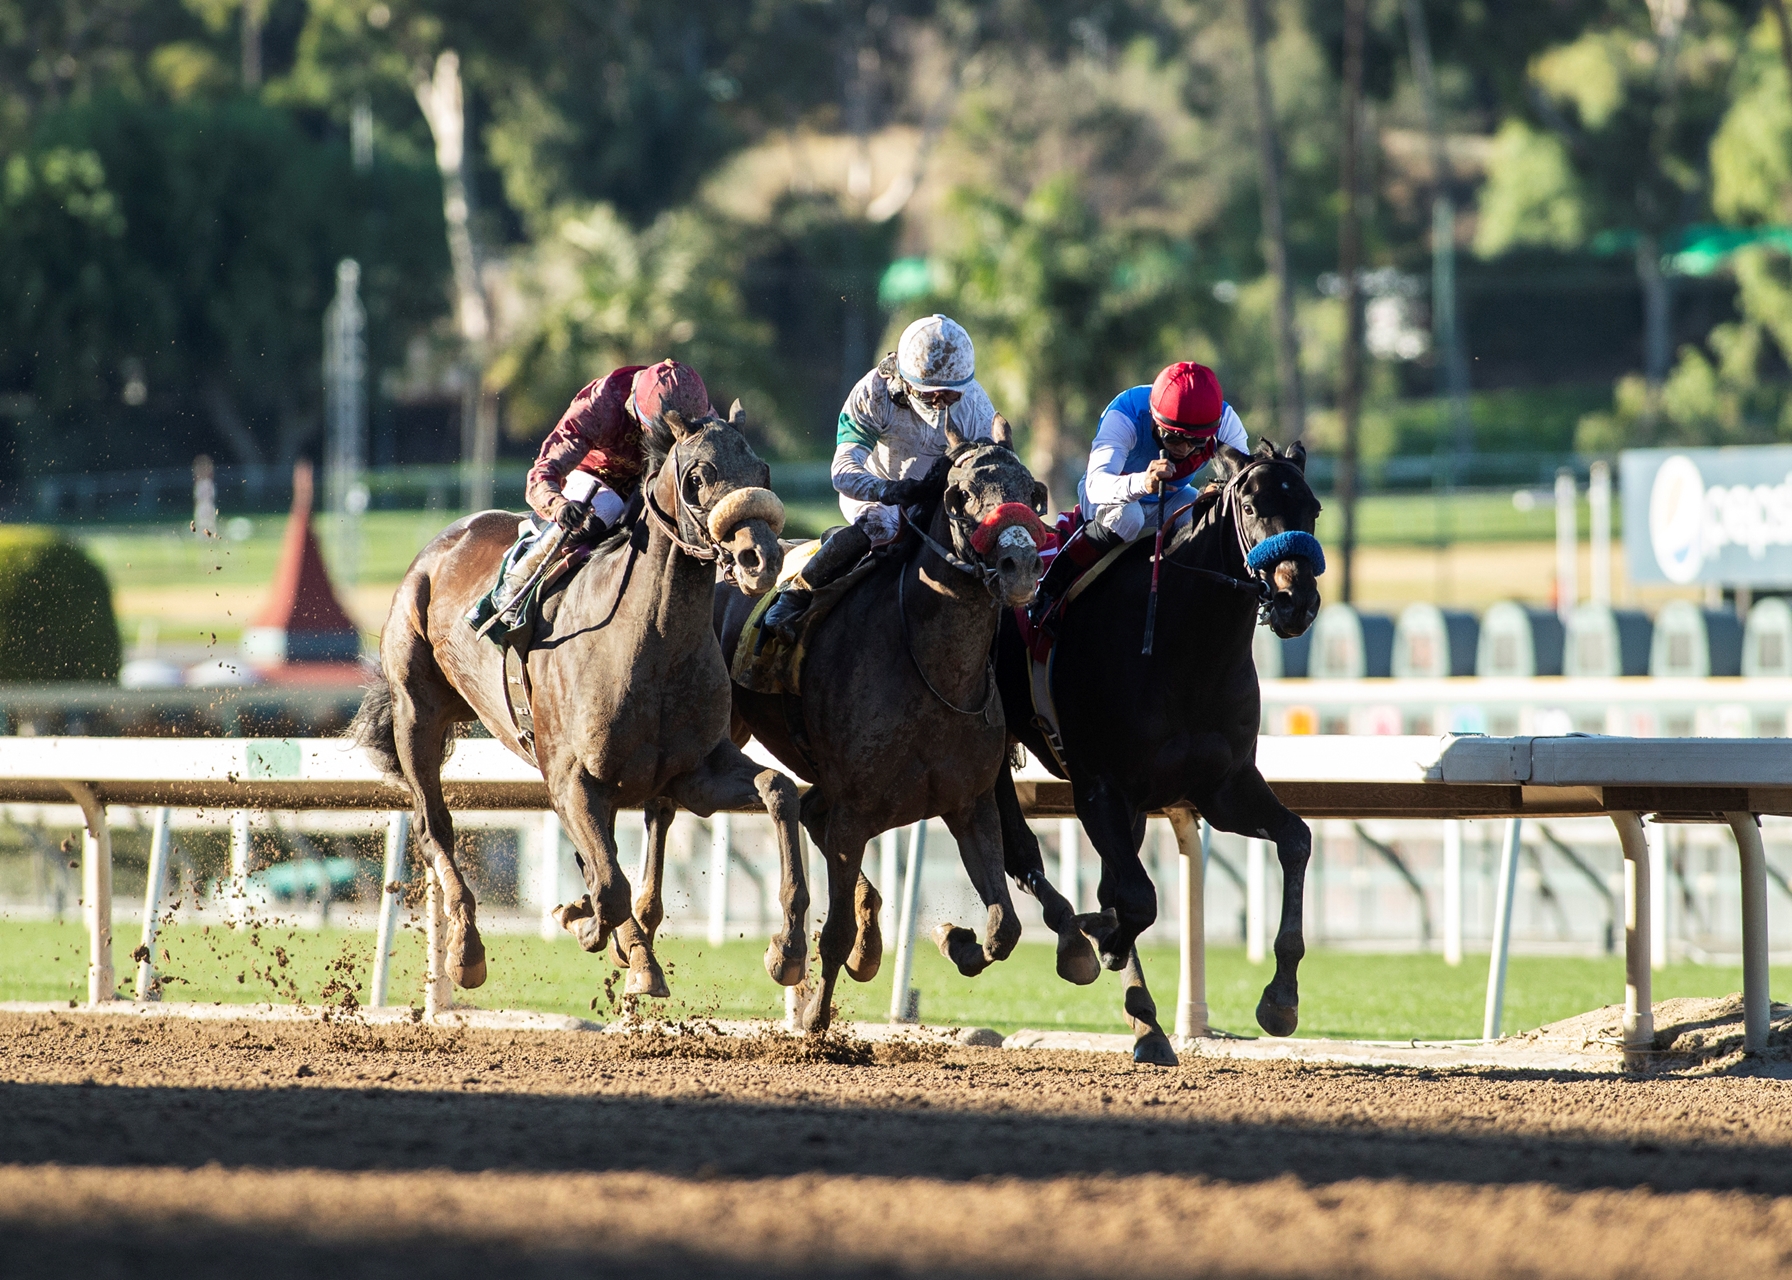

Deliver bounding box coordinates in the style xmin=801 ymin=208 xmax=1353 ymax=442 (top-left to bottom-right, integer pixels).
xmin=348 ymin=675 xmax=404 ymax=782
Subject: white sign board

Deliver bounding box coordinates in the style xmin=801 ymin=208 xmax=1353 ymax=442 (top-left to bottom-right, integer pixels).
xmin=1622 ymin=445 xmax=1792 ymax=587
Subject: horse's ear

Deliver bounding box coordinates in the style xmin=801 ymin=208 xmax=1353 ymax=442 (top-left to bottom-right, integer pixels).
xmin=1031 ymin=479 xmax=1049 ymax=515
xmin=727 ymin=399 xmax=747 ymax=431
xmin=663 ymin=409 xmax=693 ymax=439
xmin=1254 ymin=437 xmax=1277 ymax=459
xmin=1283 ymin=440 xmax=1307 ymax=473
xmin=1210 ymin=443 xmax=1251 ymax=480
xmin=991 ymin=412 xmax=1014 ymax=451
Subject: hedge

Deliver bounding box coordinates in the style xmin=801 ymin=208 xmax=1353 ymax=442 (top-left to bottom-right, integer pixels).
xmin=0 ymin=528 xmax=121 ymax=682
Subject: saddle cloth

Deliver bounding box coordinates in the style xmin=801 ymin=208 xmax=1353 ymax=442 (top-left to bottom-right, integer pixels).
xmin=731 ymin=540 xmax=879 ymax=697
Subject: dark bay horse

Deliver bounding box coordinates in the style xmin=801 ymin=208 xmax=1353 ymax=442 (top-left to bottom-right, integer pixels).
xmin=712 ymin=437 xmax=1090 ymax=1034
xmin=992 ymin=440 xmax=1323 ymax=1063
xmin=352 ymin=408 xmax=812 ymax=1001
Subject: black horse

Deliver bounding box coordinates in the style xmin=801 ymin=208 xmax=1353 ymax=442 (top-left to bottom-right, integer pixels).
xmin=992 ymin=439 xmax=1324 ymax=1064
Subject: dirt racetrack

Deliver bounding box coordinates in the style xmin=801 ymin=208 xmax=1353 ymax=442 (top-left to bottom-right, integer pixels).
xmin=4 ymin=1010 xmax=1792 ymax=1279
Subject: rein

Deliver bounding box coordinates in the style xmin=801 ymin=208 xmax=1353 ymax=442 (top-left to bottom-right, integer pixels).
xmin=897 ymin=567 xmax=997 ymax=722
xmin=1153 ymin=455 xmax=1322 ymax=627
xmin=643 ymin=434 xmax=747 ymax=586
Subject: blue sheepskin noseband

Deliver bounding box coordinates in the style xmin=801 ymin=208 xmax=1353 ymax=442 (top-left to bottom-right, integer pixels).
xmin=1246 ymin=530 xmax=1325 ymax=575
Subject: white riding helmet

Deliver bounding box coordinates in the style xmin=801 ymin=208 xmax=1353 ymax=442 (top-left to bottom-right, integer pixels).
xmin=897 ymin=314 xmax=975 ymax=393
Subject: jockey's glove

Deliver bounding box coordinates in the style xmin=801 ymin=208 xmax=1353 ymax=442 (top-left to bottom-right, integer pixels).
xmin=554 ymin=498 xmax=588 ymax=533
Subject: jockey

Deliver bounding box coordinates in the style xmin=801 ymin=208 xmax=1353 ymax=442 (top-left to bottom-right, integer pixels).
xmin=1031 ymin=360 xmax=1248 ymax=621
xmin=523 ymin=358 xmax=714 ymax=539
xmin=759 ymin=313 xmax=998 ymax=643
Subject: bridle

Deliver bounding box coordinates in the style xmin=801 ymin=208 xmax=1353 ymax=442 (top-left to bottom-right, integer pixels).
xmin=897 ymin=443 xmax=1046 ymax=719
xmin=901 ymin=444 xmax=1045 ymax=602
xmin=1160 ymin=454 xmax=1322 ymax=624
xmin=643 ymin=429 xmax=746 ymax=587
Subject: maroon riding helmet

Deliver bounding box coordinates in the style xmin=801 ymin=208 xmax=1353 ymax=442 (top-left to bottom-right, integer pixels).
xmin=632 ymin=359 xmax=713 ymax=425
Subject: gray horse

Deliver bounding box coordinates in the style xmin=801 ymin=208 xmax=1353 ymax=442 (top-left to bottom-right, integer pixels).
xmin=712 ymin=435 xmax=1097 ymax=1034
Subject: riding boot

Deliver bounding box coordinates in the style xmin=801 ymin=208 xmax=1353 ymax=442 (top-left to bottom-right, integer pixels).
xmin=759 ymin=521 xmax=873 ymax=648
xmin=1029 ymin=520 xmax=1123 ymax=632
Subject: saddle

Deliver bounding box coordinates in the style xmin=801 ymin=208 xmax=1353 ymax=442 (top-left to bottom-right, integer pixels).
xmin=466 ymin=513 xmax=636 ymax=762
xmin=732 ymin=540 xmax=881 ymax=697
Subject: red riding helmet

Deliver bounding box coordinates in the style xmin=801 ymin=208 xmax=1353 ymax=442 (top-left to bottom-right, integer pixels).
xmin=1149 ymin=362 xmax=1224 ymax=436
xmin=632 ymin=359 xmax=713 ymax=424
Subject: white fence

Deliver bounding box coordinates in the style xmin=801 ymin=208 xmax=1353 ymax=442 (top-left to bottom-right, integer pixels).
xmin=2 ymin=734 xmax=1787 ymax=1053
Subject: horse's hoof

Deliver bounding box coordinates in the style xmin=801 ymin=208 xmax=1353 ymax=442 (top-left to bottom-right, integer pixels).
xmin=1055 ymin=930 xmax=1101 ymax=986
xmin=552 ymin=895 xmax=595 ymax=931
xmin=1075 ymin=908 xmax=1119 ymax=949
xmin=626 ymin=957 xmax=670 ymax=999
xmin=572 ymin=916 xmax=609 ymax=955
xmin=1133 ymin=1029 xmax=1179 ymax=1067
xmin=933 ymin=923 xmax=989 ymax=977
xmin=764 ymin=940 xmax=805 ymax=987
xmin=846 ymin=876 xmax=882 ymax=982
xmin=447 ymin=922 xmax=487 ymax=989
xmin=798 ymin=984 xmax=831 ymax=1035
xmin=1256 ymin=992 xmax=1299 ymax=1037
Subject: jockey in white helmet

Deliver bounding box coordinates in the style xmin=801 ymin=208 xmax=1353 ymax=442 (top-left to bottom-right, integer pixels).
xmin=760 ymin=313 xmax=998 ymax=644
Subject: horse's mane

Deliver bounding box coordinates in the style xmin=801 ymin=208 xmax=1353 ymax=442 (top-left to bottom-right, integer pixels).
xmin=640 ymin=414 xmax=677 ymax=479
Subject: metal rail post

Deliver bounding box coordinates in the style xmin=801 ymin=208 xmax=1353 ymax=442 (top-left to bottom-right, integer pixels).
xmin=888 ymin=821 xmax=927 ymax=1023
xmin=707 ymin=812 xmax=730 ymax=947
xmin=879 ymin=828 xmax=900 ymax=939
xmin=1058 ymin=817 xmax=1081 ymax=914
xmin=62 ymin=782 xmax=113 ymax=1005
xmin=1726 ymin=812 xmax=1771 ymax=1053
xmin=1649 ymin=821 xmax=1669 ymax=969
xmin=370 ymin=811 xmax=408 ymax=1007
xmin=538 ymin=810 xmax=561 ymax=940
xmin=424 ymin=864 xmax=451 ymax=1019
xmin=1482 ymin=817 xmax=1523 ymax=1040
xmin=1169 ymin=809 xmax=1208 ymax=1042
xmin=1245 ymin=838 xmax=1268 ymax=964
xmin=229 ymin=810 xmax=252 ymax=930
xmin=1442 ymin=820 xmax=1464 ymax=966
xmin=1609 ymin=811 xmax=1654 ymax=1057
xmin=135 ymin=807 xmax=172 ymax=1000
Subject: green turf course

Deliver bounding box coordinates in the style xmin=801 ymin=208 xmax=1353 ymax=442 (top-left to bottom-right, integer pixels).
xmin=3 ymin=918 xmax=1777 ymax=1040
xmin=62 ymin=486 xmax=1610 ymax=605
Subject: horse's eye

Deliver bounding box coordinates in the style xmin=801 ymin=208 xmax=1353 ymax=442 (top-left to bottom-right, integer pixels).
xmin=1243 ymin=504 xmax=1255 ymax=517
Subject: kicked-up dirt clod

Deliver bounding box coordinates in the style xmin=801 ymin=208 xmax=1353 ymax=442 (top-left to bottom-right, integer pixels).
xmin=4 ymin=1009 xmax=1792 ymax=1278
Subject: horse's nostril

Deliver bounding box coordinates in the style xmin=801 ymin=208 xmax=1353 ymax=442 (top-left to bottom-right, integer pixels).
xmin=738 ymin=549 xmax=760 ymax=573
xmin=999 ymin=555 xmax=1019 ymax=575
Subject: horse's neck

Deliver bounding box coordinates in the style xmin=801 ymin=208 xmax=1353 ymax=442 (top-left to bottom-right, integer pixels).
xmin=905 ymin=505 xmax=997 ymax=699
xmin=568 ymin=466 xmax=712 ymax=642
xmin=1173 ymin=497 xmax=1242 ymax=575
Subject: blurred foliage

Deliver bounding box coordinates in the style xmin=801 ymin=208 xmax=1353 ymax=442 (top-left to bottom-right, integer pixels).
xmin=0 ymin=92 xmax=447 ymax=478
xmin=13 ymin=0 xmax=1792 ymax=486
xmin=491 ymin=201 xmax=785 ymax=451
xmin=0 ymin=527 xmax=118 ymax=680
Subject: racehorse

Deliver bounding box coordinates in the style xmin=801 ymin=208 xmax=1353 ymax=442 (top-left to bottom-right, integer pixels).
xmin=351 ymin=406 xmax=812 ymax=1001
xmin=711 ymin=431 xmax=1094 ymax=1035
xmin=991 ymin=439 xmax=1323 ymax=1064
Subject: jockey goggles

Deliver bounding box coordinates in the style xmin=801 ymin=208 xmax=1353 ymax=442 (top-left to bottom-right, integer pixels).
xmin=1152 ymin=412 xmax=1221 ymax=442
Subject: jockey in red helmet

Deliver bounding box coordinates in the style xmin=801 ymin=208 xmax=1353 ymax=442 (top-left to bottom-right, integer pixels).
xmin=1030 ymin=361 xmax=1249 ymax=621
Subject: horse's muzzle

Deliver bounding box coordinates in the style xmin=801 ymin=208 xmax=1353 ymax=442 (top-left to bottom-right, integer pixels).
xmin=995 ymin=530 xmax=1042 ymax=608
xmin=726 ymin=519 xmax=784 ymax=596
xmin=1267 ymin=557 xmax=1320 ymax=639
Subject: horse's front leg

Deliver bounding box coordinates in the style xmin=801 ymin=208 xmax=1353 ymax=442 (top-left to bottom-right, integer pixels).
xmin=934 ymin=790 xmax=1024 ymax=977
xmin=1202 ymin=764 xmax=1310 ymax=1037
xmin=662 ymin=739 xmax=808 ymax=986
xmin=610 ymin=797 xmax=675 ymax=968
xmin=993 ymin=758 xmax=1099 ymax=985
xmin=1075 ymin=776 xmax=1176 ymax=1064
xmin=552 ymin=768 xmax=667 ymax=999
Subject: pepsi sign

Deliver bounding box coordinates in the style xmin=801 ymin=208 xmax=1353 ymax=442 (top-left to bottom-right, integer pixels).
xmin=1623 ymin=446 xmax=1792 ymax=586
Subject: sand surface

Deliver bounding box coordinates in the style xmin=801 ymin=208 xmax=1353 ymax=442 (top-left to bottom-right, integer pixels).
xmin=4 ymin=1008 xmax=1792 ymax=1278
